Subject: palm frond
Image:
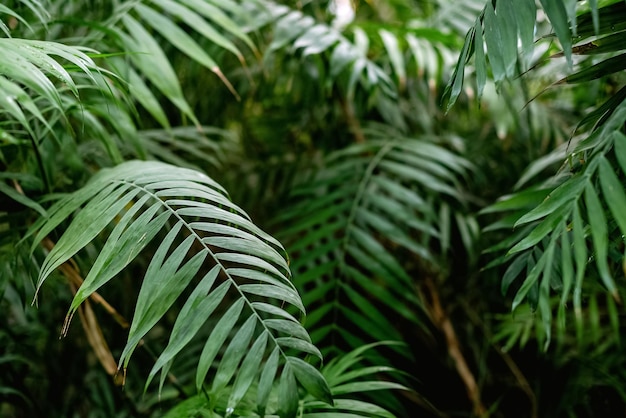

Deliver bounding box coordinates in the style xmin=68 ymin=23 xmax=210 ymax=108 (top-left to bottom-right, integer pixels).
xmin=249 ymin=1 xmax=395 ymax=100
xmin=301 ymin=342 xmax=409 ymax=418
xmin=0 ymin=0 xmax=50 ymax=37
xmin=0 ymin=38 xmax=107 ymax=136
xmin=137 ymin=125 xmax=237 ymax=172
xmin=277 ymin=132 xmax=472 ymax=353
xmin=28 ymin=160 xmax=332 ymax=417
xmin=160 ymin=342 xmax=408 ymax=418
xmin=101 ymin=0 xmax=254 ymax=126
xmin=482 ymin=100 xmax=626 ymax=348
xmin=444 ymin=0 xmax=626 ymax=110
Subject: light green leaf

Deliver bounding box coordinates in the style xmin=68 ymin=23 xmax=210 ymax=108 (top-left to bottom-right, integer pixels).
xmin=257 ymin=346 xmax=280 ymax=416
xmin=179 ymin=0 xmax=256 ymax=53
xmin=276 ymin=337 xmax=323 ymax=360
xmin=599 ymin=156 xmax=626 ymax=236
xmin=126 ymin=66 xmax=170 ymax=129
xmin=379 ymin=29 xmax=406 ymax=89
xmin=240 ymin=284 xmax=305 ymax=313
xmin=211 ymin=315 xmax=257 ymax=395
xmin=539 ymin=0 xmax=573 ymax=65
xmin=515 ymin=176 xmax=585 ymax=226
xmin=483 ymin=1 xmax=505 ymax=83
xmin=146 ymin=267 xmax=225 ymax=391
xmin=134 ymin=3 xmax=237 ymax=97
xmin=151 ymin=0 xmax=244 ymax=62
xmin=332 ymin=381 xmax=408 ymax=396
xmin=512 ymin=251 xmax=546 ymax=311
xmin=196 ymin=299 xmax=245 ymax=391
xmin=614 ymin=132 xmax=626 ymax=174
xmin=71 ymin=199 xmax=170 ymax=310
xmin=558 ymin=224 xmax=573 ymax=330
xmin=227 ymin=331 xmax=269 ymax=411
xmin=443 ymin=26 xmax=474 ymax=111
xmin=517 ymin=0 xmax=537 ymax=60
xmin=495 ymin=0 xmax=519 ymax=78
xmin=120 ymin=15 xmax=199 ymax=127
xmin=119 ymin=235 xmax=208 ymax=368
xmin=473 ymin=20 xmax=486 ymax=101
xmin=509 ymin=204 xmax=570 ymax=254
xmin=37 ymin=183 xmax=138 ymax=293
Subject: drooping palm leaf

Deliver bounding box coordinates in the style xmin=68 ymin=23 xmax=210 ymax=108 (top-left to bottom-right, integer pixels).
xmin=444 ymin=0 xmax=626 ymax=110
xmin=0 ymin=38 xmax=107 ymax=136
xmin=99 ymin=0 xmax=255 ymax=127
xmin=0 ymin=0 xmax=50 ymax=37
xmin=28 ymin=160 xmax=332 ymax=417
xmin=483 ymin=100 xmax=626 ymax=348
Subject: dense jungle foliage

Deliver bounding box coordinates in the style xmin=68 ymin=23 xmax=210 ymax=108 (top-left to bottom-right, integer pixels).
xmin=1 ymin=0 xmax=626 ymax=417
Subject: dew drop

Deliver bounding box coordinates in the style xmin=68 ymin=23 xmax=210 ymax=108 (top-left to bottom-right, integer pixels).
xmin=225 ymin=407 xmax=234 ymax=417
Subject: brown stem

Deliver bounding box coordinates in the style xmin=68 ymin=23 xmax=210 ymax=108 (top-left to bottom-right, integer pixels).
xmin=39 ymin=236 xmax=188 ymax=396
xmin=68 ymin=280 xmax=124 ymax=385
xmin=339 ymin=94 xmax=365 ymax=144
xmin=459 ymin=299 xmax=538 ymax=418
xmin=424 ymin=276 xmax=486 ymax=417
xmin=42 ymin=237 xmax=129 ymax=329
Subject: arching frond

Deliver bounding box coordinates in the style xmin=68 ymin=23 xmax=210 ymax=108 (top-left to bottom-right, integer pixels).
xmin=248 ymin=1 xmax=395 ymax=100
xmin=249 ymin=0 xmax=459 ymax=99
xmin=0 ymin=38 xmax=108 ymax=138
xmin=483 ymin=101 xmax=626 ymax=348
xmin=0 ymin=0 xmax=50 ymax=37
xmin=301 ymin=342 xmax=409 ymax=417
xmin=277 ymin=132 xmax=472 ymax=354
xmin=28 ymin=160 xmax=332 ymax=417
xmin=99 ymin=0 xmax=253 ymax=126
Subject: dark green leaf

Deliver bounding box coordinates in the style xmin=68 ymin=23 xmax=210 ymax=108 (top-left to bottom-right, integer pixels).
xmin=289 ymin=357 xmax=333 ymax=405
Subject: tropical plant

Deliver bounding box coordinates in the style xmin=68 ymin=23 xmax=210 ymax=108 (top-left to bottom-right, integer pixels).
xmin=446 ymin=0 xmax=626 ymax=345
xmin=444 ymin=0 xmax=626 ymax=415
xmin=3 ymin=0 xmax=626 ymax=417
xmin=1 ymin=0 xmax=420 ymax=416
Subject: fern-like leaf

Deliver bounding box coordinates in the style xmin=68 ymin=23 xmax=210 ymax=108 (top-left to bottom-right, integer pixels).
xmin=29 ymin=160 xmax=332 ymax=417
xmin=278 ymin=132 xmax=472 ymax=353
xmin=483 ymin=100 xmax=626 ymax=348
xmin=160 ymin=342 xmax=408 ymax=418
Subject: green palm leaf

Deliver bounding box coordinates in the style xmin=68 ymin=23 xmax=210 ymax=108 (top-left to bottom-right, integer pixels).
xmin=29 ymin=160 xmax=331 ymax=417
xmin=0 ymin=0 xmax=50 ymax=36
xmin=0 ymin=38 xmax=106 ymax=135
xmin=278 ymin=133 xmax=472 ymax=353
xmin=160 ymin=342 xmax=408 ymax=418
xmin=484 ymin=100 xmax=626 ymax=347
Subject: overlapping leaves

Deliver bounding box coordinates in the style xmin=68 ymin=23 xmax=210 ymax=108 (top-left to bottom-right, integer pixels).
xmin=28 ymin=160 xmax=332 ymax=417
xmin=104 ymin=0 xmax=254 ymax=127
xmin=0 ymin=37 xmax=108 ymax=142
xmin=161 ymin=342 xmax=408 ymax=418
xmin=0 ymin=0 xmax=50 ymax=37
xmin=277 ymin=132 xmax=473 ymax=353
xmin=244 ymin=0 xmax=459 ymax=101
xmin=444 ymin=0 xmax=626 ymax=110
xmin=483 ymin=101 xmax=626 ymax=348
